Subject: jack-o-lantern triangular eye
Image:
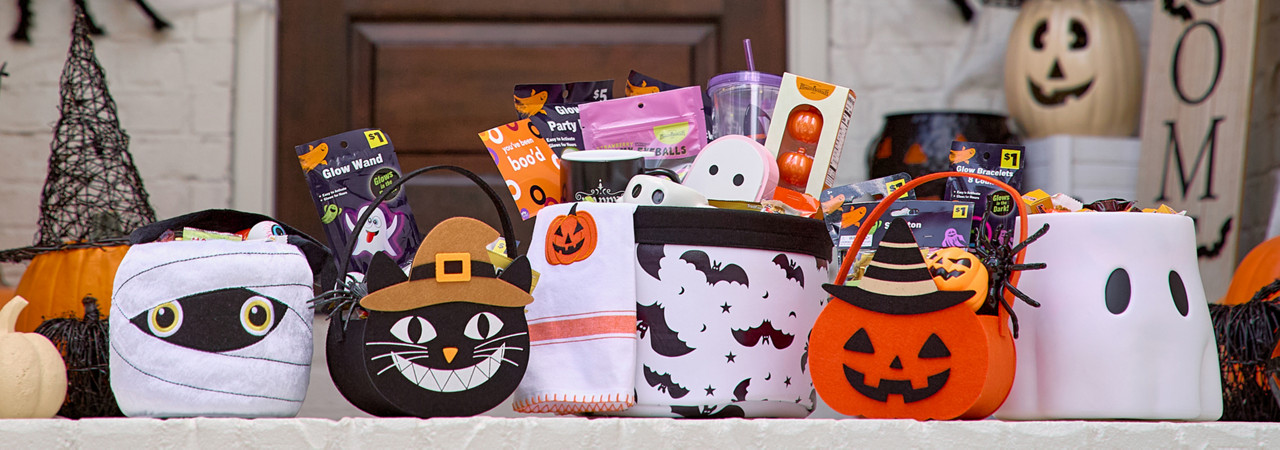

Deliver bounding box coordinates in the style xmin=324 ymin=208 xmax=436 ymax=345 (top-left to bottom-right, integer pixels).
xmin=844 ymin=328 xmax=873 ymax=354
xmin=918 ymin=333 xmax=950 ymax=359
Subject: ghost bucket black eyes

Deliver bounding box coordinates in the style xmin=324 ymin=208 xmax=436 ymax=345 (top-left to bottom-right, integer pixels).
xmin=310 ymin=165 xmax=518 ymax=322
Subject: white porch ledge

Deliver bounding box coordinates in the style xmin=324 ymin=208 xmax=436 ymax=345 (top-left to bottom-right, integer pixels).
xmin=2 ymin=417 xmax=1278 ymax=448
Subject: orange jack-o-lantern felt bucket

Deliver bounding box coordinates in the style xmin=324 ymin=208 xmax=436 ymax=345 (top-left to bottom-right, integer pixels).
xmin=810 ymin=172 xmax=1028 ymax=420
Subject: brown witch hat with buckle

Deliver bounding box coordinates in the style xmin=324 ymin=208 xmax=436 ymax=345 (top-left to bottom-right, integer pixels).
xmin=359 ymin=217 xmax=534 ymax=312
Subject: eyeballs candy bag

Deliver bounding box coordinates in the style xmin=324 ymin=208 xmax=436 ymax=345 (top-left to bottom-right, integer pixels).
xmin=580 ymin=86 xmax=707 ymax=176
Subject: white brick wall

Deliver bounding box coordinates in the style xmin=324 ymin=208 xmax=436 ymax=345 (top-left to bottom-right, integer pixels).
xmin=0 ymin=1 xmax=236 ymax=284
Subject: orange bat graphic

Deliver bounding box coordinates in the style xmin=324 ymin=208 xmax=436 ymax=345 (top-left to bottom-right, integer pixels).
xmin=626 ymin=80 xmax=661 ymax=97
xmin=514 ymin=90 xmax=550 ymax=117
xmin=298 ymin=143 xmax=329 ymax=172
xmin=949 ymin=146 xmax=976 ymax=165
xmin=841 ymin=206 xmax=868 ymax=229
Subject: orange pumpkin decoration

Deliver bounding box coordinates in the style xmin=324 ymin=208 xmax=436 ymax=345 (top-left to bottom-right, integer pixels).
xmin=544 ymin=204 xmax=597 ymax=266
xmin=778 ymin=150 xmax=814 ymax=187
xmin=813 ymin=218 xmax=1015 ymax=420
xmin=811 ymin=298 xmax=1015 ymax=420
xmin=787 ymin=107 xmax=824 ymax=144
xmin=1221 ymin=236 xmax=1280 ymax=305
xmin=6 ymin=246 xmax=129 ymax=332
xmin=816 ymin=172 xmax=1031 ymax=420
xmin=926 ymin=248 xmax=989 ymax=312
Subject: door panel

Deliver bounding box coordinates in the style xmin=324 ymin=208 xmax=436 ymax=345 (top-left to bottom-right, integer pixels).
xmin=277 ymin=0 xmax=785 ymax=252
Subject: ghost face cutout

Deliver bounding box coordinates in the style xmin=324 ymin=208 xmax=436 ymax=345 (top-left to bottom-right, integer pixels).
xmin=109 ymin=240 xmax=315 ymax=418
xmin=995 ymin=213 xmax=1222 ymax=420
xmin=682 ymin=135 xmax=779 ymax=202
xmin=362 ymin=302 xmax=530 ymax=417
xmin=623 ymin=174 xmax=709 ymax=207
xmin=345 ymin=203 xmax=401 ymax=259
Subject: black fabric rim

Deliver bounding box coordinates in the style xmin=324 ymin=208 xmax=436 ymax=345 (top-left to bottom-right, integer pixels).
xmin=633 ymin=206 xmax=832 ymax=260
xmin=127 ymin=209 xmax=336 ymax=293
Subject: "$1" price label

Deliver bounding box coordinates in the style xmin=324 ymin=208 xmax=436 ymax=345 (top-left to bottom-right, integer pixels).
xmin=1000 ymin=148 xmax=1022 ymax=169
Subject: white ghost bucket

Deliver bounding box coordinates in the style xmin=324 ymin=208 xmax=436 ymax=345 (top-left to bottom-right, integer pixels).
xmin=995 ymin=212 xmax=1223 ymax=420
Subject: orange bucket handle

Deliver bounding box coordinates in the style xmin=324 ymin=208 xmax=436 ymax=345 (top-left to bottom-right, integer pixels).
xmin=832 ymin=171 xmax=1030 ymax=336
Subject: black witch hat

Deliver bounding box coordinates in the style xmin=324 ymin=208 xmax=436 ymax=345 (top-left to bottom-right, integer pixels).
xmin=0 ymin=6 xmax=155 ymax=262
xmin=824 ymin=218 xmax=974 ymax=315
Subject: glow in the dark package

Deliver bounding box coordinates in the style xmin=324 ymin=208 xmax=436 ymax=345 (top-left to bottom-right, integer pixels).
xmin=296 ymin=128 xmax=423 ymax=278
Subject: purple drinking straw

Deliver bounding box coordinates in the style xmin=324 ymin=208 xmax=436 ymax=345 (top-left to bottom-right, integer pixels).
xmin=744 ymin=39 xmax=755 ymax=72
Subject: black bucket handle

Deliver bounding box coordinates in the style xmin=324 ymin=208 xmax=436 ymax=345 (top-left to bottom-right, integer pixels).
xmin=335 ymin=165 xmax=518 ymax=287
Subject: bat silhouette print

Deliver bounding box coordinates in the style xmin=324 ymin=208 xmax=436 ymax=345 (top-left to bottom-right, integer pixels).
xmin=731 ymin=320 xmax=795 ymax=349
xmin=644 ymin=365 xmax=691 ymax=399
xmin=680 ymin=250 xmax=749 ymax=287
xmin=637 ymin=302 xmax=695 ymax=357
xmin=772 ymin=253 xmax=805 ymax=288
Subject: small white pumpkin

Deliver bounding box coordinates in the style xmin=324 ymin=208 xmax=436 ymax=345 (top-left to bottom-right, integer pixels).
xmin=0 ymin=296 xmax=68 ymax=418
xmin=1004 ymin=0 xmax=1142 ymax=138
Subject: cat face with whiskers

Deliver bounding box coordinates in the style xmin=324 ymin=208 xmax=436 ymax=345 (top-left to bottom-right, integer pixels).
xmin=363 ymin=302 xmax=530 ymax=417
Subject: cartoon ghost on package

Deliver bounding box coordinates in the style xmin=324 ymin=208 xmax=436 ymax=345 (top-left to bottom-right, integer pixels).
xmin=109 ymin=210 xmax=332 ymax=418
xmin=327 ymin=217 xmax=535 ymax=417
xmin=810 ymin=218 xmax=1016 ymax=420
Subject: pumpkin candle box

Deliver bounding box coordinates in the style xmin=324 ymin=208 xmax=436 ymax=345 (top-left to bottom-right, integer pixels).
xmin=764 ymin=73 xmax=856 ymax=209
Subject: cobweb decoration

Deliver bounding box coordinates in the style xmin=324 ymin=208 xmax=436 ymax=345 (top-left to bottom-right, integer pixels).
xmin=1210 ymin=279 xmax=1280 ymax=422
xmin=0 ymin=6 xmax=155 ymax=262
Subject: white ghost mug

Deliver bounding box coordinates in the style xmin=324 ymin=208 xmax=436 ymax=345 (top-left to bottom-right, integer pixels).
xmin=622 ymin=174 xmax=709 ymax=207
xmin=682 ymin=135 xmax=779 ymax=202
xmin=995 ymin=212 xmax=1222 ymax=420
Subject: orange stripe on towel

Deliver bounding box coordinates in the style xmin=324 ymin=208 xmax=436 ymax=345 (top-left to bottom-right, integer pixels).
xmin=528 ymin=314 xmax=634 ymax=342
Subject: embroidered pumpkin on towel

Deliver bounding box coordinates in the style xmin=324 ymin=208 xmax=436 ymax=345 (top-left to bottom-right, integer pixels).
xmin=545 ymin=203 xmax=597 ymax=265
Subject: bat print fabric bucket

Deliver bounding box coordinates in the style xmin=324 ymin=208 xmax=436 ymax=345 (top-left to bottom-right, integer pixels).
xmin=621 ymin=206 xmax=832 ymax=418
xmin=109 ymin=210 xmax=332 ymax=418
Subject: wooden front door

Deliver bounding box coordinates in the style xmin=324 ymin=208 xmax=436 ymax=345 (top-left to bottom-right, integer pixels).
xmin=276 ymin=0 xmax=786 ymax=252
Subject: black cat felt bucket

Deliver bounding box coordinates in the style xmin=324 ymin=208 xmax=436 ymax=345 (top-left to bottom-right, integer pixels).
xmin=321 ymin=165 xmax=535 ymax=418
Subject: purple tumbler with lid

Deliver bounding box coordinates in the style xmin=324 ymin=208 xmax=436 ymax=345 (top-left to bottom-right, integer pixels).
xmin=707 ymin=71 xmax=782 ymax=144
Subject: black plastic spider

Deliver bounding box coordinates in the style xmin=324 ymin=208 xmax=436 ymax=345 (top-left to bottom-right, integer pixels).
xmin=309 ymin=273 xmax=370 ymax=331
xmin=973 ymin=222 xmax=1050 ymax=337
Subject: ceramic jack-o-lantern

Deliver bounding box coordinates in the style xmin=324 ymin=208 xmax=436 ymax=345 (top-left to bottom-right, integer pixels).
xmin=0 ymin=296 xmax=68 ymax=418
xmin=1004 ymin=0 xmax=1142 ymax=138
xmin=545 ymin=203 xmax=598 ymax=265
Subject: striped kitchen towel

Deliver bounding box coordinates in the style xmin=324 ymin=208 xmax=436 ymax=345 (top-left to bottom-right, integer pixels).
xmin=513 ymin=202 xmax=638 ymax=414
